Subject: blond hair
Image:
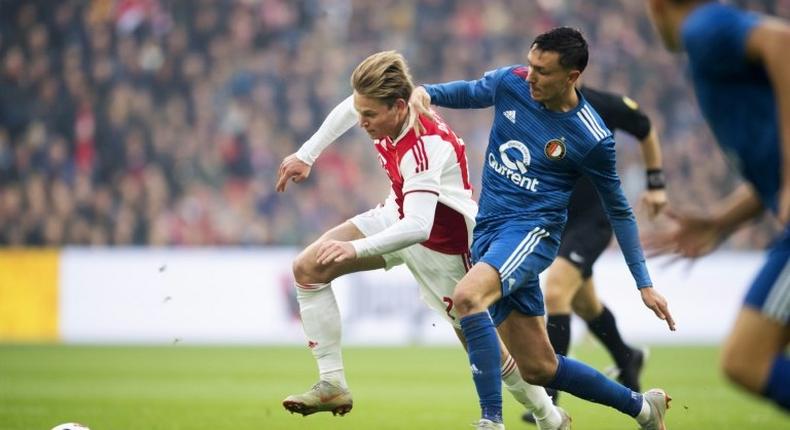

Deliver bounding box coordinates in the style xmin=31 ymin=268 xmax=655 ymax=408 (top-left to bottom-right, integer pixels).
xmin=350 ymin=50 xmax=414 ymax=107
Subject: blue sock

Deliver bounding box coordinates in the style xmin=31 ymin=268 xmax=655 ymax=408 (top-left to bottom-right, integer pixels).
xmin=762 ymin=354 xmax=790 ymax=411
xmin=460 ymin=312 xmax=502 ymax=423
xmin=547 ymin=354 xmax=643 ymax=417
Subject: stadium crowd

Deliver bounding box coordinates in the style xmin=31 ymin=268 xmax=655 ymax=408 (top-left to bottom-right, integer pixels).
xmin=0 ymin=0 xmax=786 ymax=246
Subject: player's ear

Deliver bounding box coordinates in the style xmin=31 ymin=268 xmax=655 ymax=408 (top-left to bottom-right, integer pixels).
xmin=394 ymin=98 xmax=408 ymax=113
xmin=567 ymin=70 xmax=581 ymax=86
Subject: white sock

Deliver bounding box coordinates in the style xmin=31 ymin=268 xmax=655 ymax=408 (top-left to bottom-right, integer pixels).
xmin=636 ymin=397 xmax=652 ymax=424
xmin=296 ymin=282 xmax=347 ymax=388
xmin=501 ymin=355 xmax=560 ymax=427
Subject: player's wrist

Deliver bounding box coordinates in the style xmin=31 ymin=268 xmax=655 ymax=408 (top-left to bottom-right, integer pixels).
xmin=295 ymin=150 xmax=315 ymax=166
xmin=646 ymin=168 xmax=666 ymax=190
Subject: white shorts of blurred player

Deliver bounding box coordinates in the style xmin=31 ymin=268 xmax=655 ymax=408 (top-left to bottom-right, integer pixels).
xmin=350 ymin=204 xmax=470 ymax=330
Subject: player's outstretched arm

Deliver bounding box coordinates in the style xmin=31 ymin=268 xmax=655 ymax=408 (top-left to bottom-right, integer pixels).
xmin=582 ymin=140 xmax=676 ymax=329
xmin=643 ymin=183 xmax=763 ymax=259
xmin=275 ymin=96 xmax=358 ymax=192
xmin=746 ymin=18 xmax=790 ymax=222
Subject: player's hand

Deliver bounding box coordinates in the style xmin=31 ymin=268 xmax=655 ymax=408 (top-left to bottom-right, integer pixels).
xmin=640 ymin=287 xmax=676 ymax=331
xmin=409 ymin=86 xmax=433 ymax=136
xmin=276 ymin=153 xmax=311 ymax=192
xmin=316 ymin=240 xmax=357 ymax=265
xmin=642 ymin=208 xmax=724 ymax=259
xmin=778 ymin=182 xmax=790 ymax=224
xmin=641 ymin=189 xmax=668 ymax=220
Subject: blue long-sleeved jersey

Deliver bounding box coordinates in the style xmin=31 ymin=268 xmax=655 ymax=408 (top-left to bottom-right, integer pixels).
xmin=424 ymin=65 xmax=651 ymax=287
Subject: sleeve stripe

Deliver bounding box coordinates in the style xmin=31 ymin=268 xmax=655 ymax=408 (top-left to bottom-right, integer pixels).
xmin=577 ymin=108 xmax=605 ymax=140
xmin=411 ymin=140 xmax=430 ymax=173
xmin=583 ymin=105 xmax=610 ymax=138
xmin=580 ymin=105 xmax=610 ymax=140
xmin=419 ymin=140 xmax=430 ymax=171
xmin=410 ymin=146 xmax=424 ymax=173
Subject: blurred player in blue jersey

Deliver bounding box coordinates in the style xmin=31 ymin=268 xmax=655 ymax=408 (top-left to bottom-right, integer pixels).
xmin=411 ymin=27 xmax=675 ymax=429
xmin=645 ymin=0 xmax=790 ymax=412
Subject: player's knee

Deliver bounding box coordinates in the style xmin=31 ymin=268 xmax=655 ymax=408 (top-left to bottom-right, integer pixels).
xmin=292 ymin=249 xmax=328 ymax=285
xmin=517 ymin=358 xmax=557 ymax=386
xmin=572 ymin=298 xmax=599 ymax=321
xmin=452 ymin=287 xmax=482 ymax=317
xmin=720 ymin=343 xmax=763 ymax=394
xmin=544 ymin=282 xmax=573 ymax=313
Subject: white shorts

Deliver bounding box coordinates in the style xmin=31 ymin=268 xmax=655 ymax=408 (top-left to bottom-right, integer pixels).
xmin=350 ymin=205 xmax=471 ymax=329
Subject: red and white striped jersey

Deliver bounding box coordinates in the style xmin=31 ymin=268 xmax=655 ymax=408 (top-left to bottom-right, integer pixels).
xmin=373 ymin=112 xmax=477 ymax=255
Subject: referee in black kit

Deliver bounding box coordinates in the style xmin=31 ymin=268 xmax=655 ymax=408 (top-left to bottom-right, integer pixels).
xmin=524 ymin=85 xmax=668 ymax=424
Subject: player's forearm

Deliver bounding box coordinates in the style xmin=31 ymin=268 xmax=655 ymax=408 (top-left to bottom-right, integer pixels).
xmin=607 ymin=201 xmax=652 ymax=288
xmin=639 ymin=128 xmax=663 ymax=170
xmin=423 ymin=81 xmax=494 ymax=109
xmin=639 ymin=128 xmax=667 ymax=191
xmin=296 ymin=95 xmax=357 ymax=165
xmin=350 ymin=192 xmax=438 ymax=257
xmin=712 ymin=183 xmax=764 ymax=233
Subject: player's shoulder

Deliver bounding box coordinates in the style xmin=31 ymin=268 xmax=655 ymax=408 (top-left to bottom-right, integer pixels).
xmin=483 ymin=64 xmax=526 ymax=85
xmin=572 ymin=100 xmax=612 ymax=144
xmin=417 ymin=111 xmax=454 ymax=138
xmin=410 ymin=114 xmax=460 ymax=154
xmin=683 ymin=2 xmax=760 ymax=45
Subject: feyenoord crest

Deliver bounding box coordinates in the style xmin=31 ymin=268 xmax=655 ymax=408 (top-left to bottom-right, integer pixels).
xmin=544 ymin=138 xmax=566 ymax=160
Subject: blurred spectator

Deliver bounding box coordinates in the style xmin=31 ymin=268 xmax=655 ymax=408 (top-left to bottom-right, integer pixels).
xmin=0 ymin=0 xmax=785 ymax=247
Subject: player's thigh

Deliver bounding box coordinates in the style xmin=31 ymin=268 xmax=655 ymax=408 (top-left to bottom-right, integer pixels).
xmin=497 ymin=311 xmax=557 ymax=384
xmin=294 ymin=220 xmax=387 ymax=283
xmin=571 ymin=278 xmax=604 ymax=321
xmin=544 ymin=257 xmax=584 ymax=312
xmin=402 ymin=245 xmax=471 ymax=329
xmin=476 ymin=223 xmax=558 ymax=325
xmin=452 ymin=262 xmax=503 ymax=316
xmin=721 ymin=307 xmax=790 ymax=391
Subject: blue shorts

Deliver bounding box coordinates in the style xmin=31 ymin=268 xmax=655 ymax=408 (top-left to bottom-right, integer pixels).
xmin=472 ymin=221 xmax=560 ymax=326
xmin=744 ymin=227 xmax=790 ymax=324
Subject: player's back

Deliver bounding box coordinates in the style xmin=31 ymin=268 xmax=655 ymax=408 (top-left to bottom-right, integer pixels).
xmin=476 ymin=66 xmax=616 ymax=231
xmin=682 ymin=2 xmax=780 ymax=211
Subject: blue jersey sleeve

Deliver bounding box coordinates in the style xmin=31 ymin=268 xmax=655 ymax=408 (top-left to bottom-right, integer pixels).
xmin=580 ymin=139 xmax=652 ymax=288
xmin=423 ymin=66 xmax=513 ymax=109
xmin=681 ymin=3 xmax=761 ymax=76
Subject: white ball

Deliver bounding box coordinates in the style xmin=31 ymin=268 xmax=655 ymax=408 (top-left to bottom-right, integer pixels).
xmin=51 ymin=424 xmax=90 ymax=430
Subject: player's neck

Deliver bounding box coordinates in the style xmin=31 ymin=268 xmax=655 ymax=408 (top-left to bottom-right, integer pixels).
xmin=390 ymin=106 xmax=412 ymax=140
xmin=543 ymin=87 xmax=579 ymax=112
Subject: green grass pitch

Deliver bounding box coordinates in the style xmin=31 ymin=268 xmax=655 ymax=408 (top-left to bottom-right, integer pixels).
xmin=0 ymin=343 xmax=786 ymax=429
